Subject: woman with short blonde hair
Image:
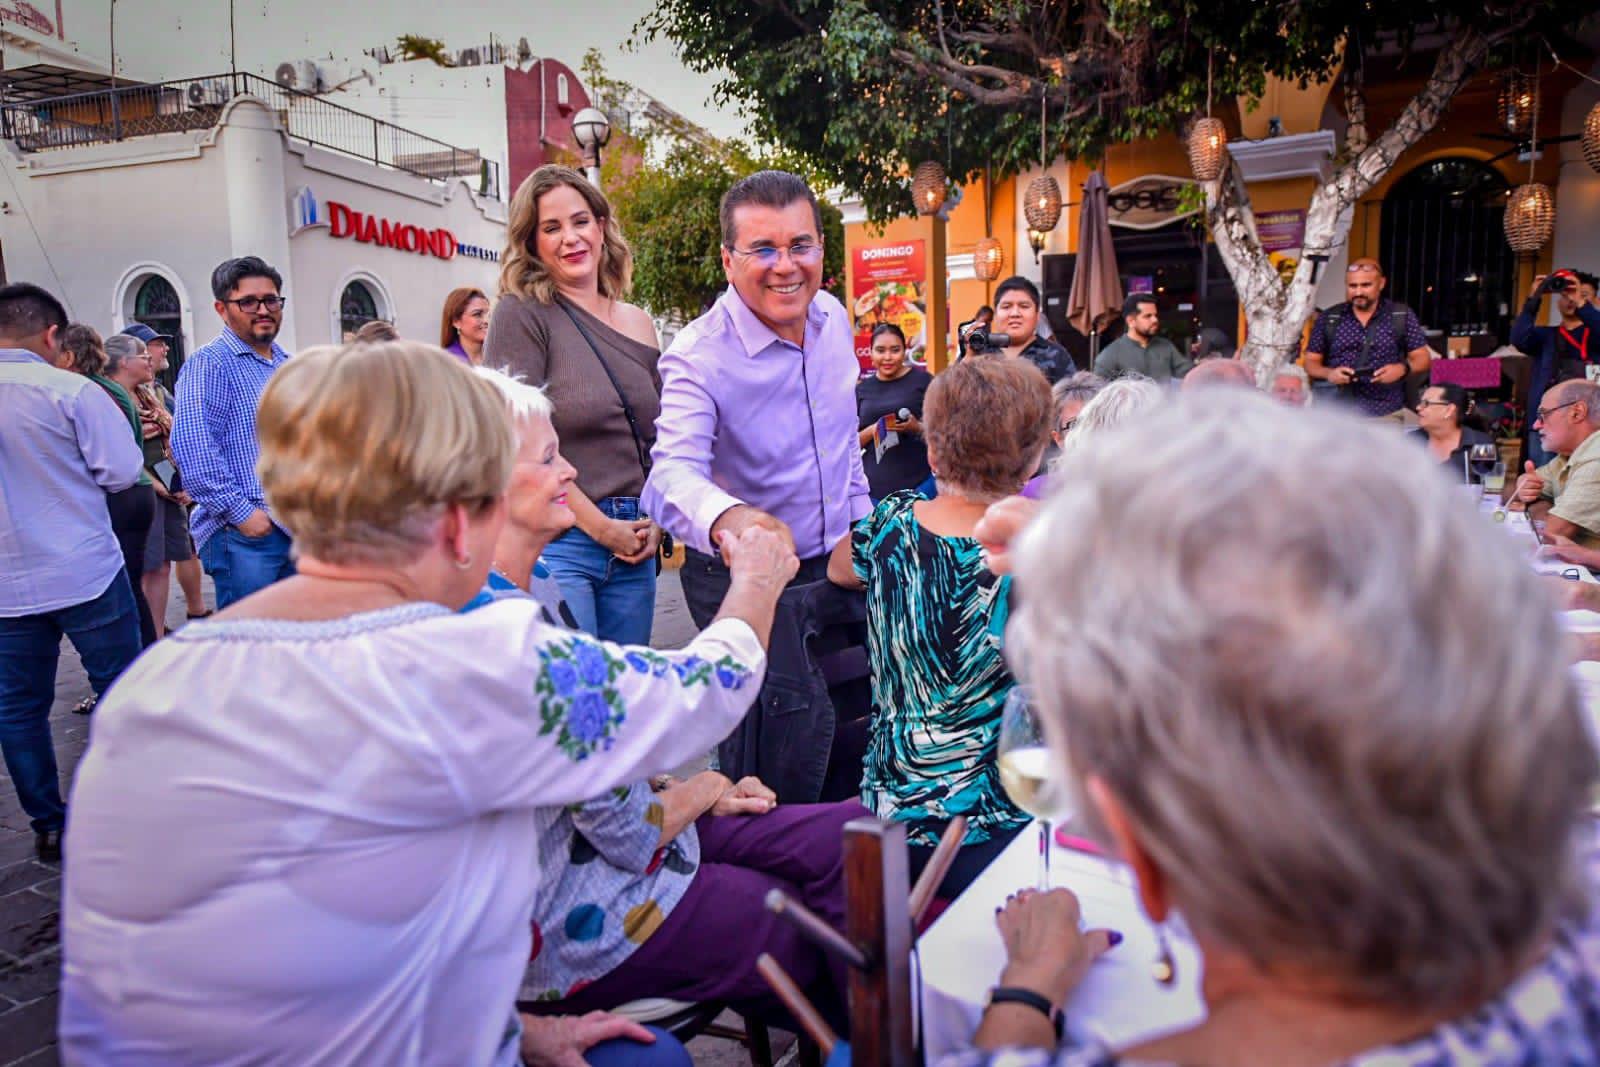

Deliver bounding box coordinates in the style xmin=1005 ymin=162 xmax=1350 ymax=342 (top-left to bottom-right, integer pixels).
xmin=952 ymin=391 xmax=1600 ymax=1066
xmin=60 ymin=339 xmax=800 ymax=1066
xmin=485 ymin=164 xmax=665 ymax=646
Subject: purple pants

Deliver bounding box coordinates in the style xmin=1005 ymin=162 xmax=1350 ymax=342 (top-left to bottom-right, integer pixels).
xmin=545 ymin=800 xmax=870 ymax=1024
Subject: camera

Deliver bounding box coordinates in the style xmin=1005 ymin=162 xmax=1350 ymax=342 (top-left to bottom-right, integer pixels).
xmin=1350 ymin=367 xmax=1377 ymax=384
xmin=965 ymin=331 xmax=1012 ymax=354
xmin=1545 ymin=275 xmax=1573 ymax=294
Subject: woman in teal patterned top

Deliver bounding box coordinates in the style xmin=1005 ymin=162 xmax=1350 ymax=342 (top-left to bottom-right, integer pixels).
xmin=829 ymin=355 xmax=1055 ymax=895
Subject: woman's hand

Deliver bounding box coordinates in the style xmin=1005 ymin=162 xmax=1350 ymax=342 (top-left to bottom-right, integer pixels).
xmin=888 ymin=413 xmax=923 ymax=435
xmin=518 ymin=1011 xmax=655 ymax=1067
xmin=711 ymin=775 xmax=776 ymax=816
xmin=721 ymin=525 xmax=800 ymax=593
xmin=975 ymin=495 xmax=1041 ymax=576
xmin=596 ymin=516 xmax=648 ymax=558
xmin=614 ymin=520 xmax=662 ymax=566
xmin=996 ymin=888 xmax=1117 ymax=1009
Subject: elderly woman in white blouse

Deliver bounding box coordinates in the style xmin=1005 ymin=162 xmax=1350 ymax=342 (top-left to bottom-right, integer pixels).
xmin=59 ymin=341 xmax=797 ymax=1066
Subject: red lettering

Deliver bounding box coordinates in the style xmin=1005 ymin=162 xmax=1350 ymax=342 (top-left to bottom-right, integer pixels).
xmin=327 ymin=201 xmax=351 ymax=239
xmin=433 ymin=229 xmax=456 ymax=260
xmin=379 ymin=218 xmax=402 ymax=249
xmin=400 ymin=225 xmax=420 ymax=252
xmin=358 ymin=214 xmax=379 ymax=244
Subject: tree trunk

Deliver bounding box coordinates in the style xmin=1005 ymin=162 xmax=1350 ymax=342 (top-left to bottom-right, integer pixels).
xmin=1199 ymin=24 xmax=1501 ymax=381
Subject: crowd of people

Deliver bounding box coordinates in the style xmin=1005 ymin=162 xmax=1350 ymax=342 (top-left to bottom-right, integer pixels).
xmin=1 ymin=160 xmax=1598 ymax=1066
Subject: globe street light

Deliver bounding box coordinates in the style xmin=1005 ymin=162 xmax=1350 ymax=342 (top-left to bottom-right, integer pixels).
xmin=571 ymin=106 xmax=612 ymax=187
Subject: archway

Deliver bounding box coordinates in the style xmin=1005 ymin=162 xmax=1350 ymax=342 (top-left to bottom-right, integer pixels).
xmin=1379 ymin=158 xmax=1515 ymax=342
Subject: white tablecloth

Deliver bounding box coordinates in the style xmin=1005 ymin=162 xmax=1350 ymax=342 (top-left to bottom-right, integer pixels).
xmin=918 ymin=827 xmax=1206 ymax=1061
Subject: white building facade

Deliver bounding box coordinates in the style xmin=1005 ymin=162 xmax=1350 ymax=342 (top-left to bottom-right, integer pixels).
xmin=0 ymin=93 xmax=505 ymax=367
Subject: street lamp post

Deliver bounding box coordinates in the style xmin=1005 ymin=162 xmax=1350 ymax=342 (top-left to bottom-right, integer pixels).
xmin=571 ymin=106 xmax=612 ymax=188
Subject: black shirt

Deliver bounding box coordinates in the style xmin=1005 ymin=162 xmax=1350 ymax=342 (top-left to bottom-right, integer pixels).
xmin=857 ymin=368 xmax=933 ymax=500
xmin=1017 ymin=335 xmax=1075 ymax=385
xmin=1408 ymin=425 xmax=1494 ymax=482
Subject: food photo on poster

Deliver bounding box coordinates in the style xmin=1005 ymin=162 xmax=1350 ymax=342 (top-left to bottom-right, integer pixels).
xmin=851 ymin=240 xmax=928 ymax=374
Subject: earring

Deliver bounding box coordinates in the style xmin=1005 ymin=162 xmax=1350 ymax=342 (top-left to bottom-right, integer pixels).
xmin=1152 ymin=924 xmax=1177 ymax=986
xmin=453 ymin=552 xmax=473 ymax=571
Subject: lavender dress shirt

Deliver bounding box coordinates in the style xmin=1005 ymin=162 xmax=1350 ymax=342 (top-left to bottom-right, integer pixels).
xmin=642 ymin=286 xmax=871 ymax=559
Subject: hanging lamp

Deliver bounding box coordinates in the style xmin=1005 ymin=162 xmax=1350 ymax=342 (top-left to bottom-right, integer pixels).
xmin=1187 ymin=51 xmax=1227 ymax=181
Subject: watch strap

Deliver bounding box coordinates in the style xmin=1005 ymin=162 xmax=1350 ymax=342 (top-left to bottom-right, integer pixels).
xmin=987 ymin=985 xmax=1062 ymax=1037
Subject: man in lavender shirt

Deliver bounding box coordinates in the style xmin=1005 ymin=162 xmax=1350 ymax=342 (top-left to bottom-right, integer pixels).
xmin=643 ymin=170 xmax=871 ymax=628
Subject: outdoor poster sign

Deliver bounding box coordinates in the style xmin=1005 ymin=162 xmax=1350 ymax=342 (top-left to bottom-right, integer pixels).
xmin=851 ymin=240 xmax=927 ymax=374
xmin=1258 ymin=209 xmax=1307 ymax=284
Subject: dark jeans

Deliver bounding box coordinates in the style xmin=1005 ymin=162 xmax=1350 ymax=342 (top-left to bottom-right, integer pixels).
xmin=0 ymin=570 xmax=142 ymax=832
xmin=199 ymin=525 xmax=296 ymax=609
xmin=678 ymin=547 xmax=830 ymax=628
xmin=106 ymin=484 xmax=157 ymax=646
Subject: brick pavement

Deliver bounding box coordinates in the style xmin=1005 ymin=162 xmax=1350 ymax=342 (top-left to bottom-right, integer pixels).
xmin=0 ymin=568 xmax=775 ymax=1066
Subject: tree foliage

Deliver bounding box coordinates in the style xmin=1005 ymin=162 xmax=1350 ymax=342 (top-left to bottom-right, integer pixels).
xmin=395 ymin=35 xmax=452 ymax=67
xmin=638 ymin=0 xmax=1558 ymax=224
xmin=582 ymin=50 xmax=846 ymax=323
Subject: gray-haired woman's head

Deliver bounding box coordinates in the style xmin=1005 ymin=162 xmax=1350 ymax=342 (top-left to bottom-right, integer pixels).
xmin=1010 ymin=390 xmax=1595 ymax=1011
xmin=1051 ymin=375 xmax=1165 ymax=470
xmin=102 ymin=332 xmax=146 ymax=377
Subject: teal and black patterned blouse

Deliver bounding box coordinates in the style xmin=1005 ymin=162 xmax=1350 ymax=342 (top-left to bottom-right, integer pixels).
xmin=851 ymin=491 xmax=1028 ymax=847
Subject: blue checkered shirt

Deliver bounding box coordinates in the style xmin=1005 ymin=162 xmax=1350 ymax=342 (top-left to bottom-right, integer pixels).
xmin=170 ymin=328 xmax=291 ymax=550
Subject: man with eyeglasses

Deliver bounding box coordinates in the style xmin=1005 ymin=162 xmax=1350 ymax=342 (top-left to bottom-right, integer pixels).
xmin=171 ymin=256 xmax=295 ymax=608
xmin=1509 ymin=379 xmax=1600 ymax=548
xmin=643 ymin=170 xmax=869 ymax=800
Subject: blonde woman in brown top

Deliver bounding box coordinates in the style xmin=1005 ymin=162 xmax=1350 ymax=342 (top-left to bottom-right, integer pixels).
xmin=483 ymin=165 xmax=663 ymax=644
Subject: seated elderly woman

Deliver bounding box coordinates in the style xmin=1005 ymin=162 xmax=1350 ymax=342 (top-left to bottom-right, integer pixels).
xmin=1023 ymin=377 xmax=1164 ymax=500
xmin=59 ymin=341 xmax=799 ymax=1066
xmin=1022 ymin=372 xmax=1104 ymax=499
xmin=1411 ymin=382 xmax=1494 ymax=480
xmin=469 ymin=368 xmax=867 ymax=1022
xmin=828 ymin=356 xmax=1054 ymax=896
xmin=953 ymin=391 xmax=1599 ymax=1066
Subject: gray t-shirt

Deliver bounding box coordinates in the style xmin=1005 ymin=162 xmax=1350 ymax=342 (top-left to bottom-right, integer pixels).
xmin=1092 ymin=334 xmax=1193 ymax=382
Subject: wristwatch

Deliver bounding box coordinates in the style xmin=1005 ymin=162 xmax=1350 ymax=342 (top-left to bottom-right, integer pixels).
xmin=987 ymin=985 xmax=1063 ymax=1039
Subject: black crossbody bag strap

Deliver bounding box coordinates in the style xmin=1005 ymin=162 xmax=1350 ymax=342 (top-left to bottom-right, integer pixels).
xmin=555 ymin=298 xmax=652 ymax=478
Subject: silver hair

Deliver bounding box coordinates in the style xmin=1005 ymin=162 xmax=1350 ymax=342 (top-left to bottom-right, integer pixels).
xmin=1010 ymin=390 xmax=1596 ymax=1010
xmin=1271 ymin=362 xmax=1313 ymax=407
xmin=1050 ymin=376 xmax=1165 ymax=470
xmin=474 ymin=365 xmax=554 ymax=441
xmin=1052 ymin=371 xmax=1105 ymax=419
xmin=1550 ymin=378 xmax=1600 ymax=427
xmin=102 ymin=333 xmax=146 ymax=376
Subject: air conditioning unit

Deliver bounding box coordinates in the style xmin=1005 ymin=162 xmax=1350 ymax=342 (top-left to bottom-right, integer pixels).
xmin=186 ymin=78 xmax=232 ymax=107
xmin=316 ymin=62 xmax=344 ymax=90
xmin=274 ymin=59 xmax=320 ymax=93
xmin=274 ymin=62 xmax=298 ymax=89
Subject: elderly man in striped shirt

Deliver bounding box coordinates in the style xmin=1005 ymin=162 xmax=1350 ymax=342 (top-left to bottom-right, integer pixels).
xmin=171 ymin=256 xmax=294 ymax=608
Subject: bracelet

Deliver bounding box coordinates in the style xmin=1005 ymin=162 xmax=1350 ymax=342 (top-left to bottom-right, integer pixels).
xmin=987 ymin=986 xmax=1063 ymax=1038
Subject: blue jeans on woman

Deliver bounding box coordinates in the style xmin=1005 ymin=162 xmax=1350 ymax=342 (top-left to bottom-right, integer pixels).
xmin=541 ymin=496 xmax=656 ymax=646
xmin=0 ymin=569 xmax=142 ymax=832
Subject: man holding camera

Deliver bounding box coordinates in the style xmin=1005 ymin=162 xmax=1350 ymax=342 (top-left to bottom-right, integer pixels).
xmin=986 ymin=276 xmax=1074 ymax=384
xmin=1512 ymin=268 xmax=1600 ymax=465
xmin=1304 ymin=258 xmax=1430 ymax=420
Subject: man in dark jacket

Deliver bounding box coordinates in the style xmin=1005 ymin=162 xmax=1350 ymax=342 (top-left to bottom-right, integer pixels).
xmin=1512 ymin=269 xmax=1600 ymax=465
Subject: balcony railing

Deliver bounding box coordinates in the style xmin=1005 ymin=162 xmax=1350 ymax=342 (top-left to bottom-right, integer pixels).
xmin=0 ymin=72 xmax=500 ymax=199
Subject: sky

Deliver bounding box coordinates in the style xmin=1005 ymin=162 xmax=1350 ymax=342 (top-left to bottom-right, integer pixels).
xmin=55 ymin=0 xmax=749 ymax=140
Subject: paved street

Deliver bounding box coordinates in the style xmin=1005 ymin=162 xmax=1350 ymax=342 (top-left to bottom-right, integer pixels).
xmin=0 ymin=567 xmax=780 ymax=1066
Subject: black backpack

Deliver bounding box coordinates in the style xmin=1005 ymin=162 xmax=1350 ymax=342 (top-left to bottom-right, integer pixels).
xmin=1309 ymin=302 xmax=1415 ymax=401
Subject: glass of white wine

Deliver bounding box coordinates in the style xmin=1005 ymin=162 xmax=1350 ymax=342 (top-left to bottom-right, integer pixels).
xmin=997 ymin=687 xmax=1073 ymax=890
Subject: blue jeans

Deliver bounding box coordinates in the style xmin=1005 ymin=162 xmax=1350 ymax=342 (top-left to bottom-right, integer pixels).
xmin=0 ymin=570 xmax=142 ymax=832
xmin=541 ymin=497 xmax=656 ymax=645
xmin=200 ymin=525 xmax=296 ymax=609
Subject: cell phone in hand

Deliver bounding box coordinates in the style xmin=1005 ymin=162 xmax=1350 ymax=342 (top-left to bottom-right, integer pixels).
xmin=1530 ymin=518 xmax=1552 ymax=546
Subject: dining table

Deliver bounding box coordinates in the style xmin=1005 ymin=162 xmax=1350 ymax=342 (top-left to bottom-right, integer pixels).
xmin=917 ymin=827 xmax=1206 ymax=1061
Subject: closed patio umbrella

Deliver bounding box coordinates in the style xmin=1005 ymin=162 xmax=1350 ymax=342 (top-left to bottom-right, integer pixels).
xmin=1065 ymin=170 xmax=1124 ymax=362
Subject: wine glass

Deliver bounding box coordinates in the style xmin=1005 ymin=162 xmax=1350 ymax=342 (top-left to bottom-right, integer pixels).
xmin=1467 ymin=443 xmax=1498 ymax=488
xmin=997 ymin=687 xmax=1073 ymax=890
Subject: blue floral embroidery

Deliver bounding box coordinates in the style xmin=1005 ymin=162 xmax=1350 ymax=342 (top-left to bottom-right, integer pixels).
xmin=533 ymin=637 xmax=756 ymax=761
xmin=567 ymin=691 xmax=610 ymax=743
xmin=574 ymin=641 xmax=610 ymax=687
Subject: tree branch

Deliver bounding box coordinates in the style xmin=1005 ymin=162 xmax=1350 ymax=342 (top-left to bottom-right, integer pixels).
xmin=1343 ymin=42 xmax=1368 ymax=157
xmin=1331 ymin=16 xmax=1533 ymax=208
xmin=888 ymin=46 xmax=1063 ymax=108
